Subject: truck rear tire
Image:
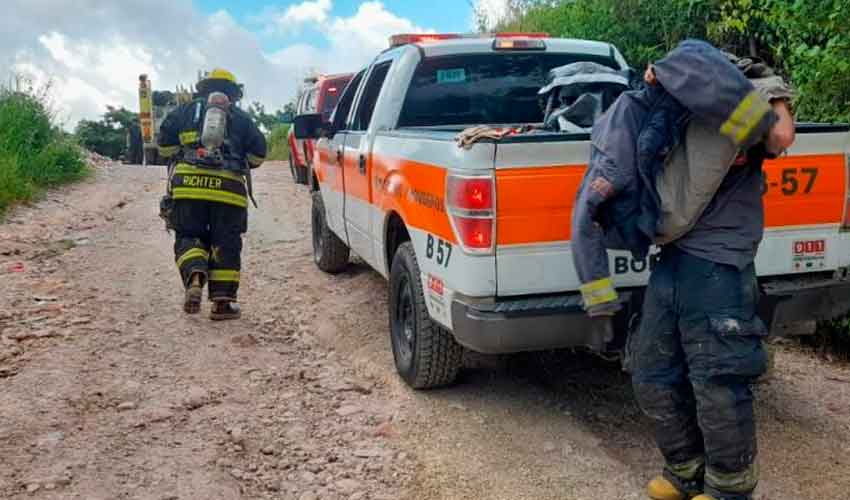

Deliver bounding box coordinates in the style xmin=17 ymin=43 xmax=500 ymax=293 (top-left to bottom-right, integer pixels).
xmin=289 ymin=154 xmax=297 ymax=183
xmin=311 ymin=191 xmax=350 ymax=273
xmin=389 ymin=242 xmax=463 ymax=389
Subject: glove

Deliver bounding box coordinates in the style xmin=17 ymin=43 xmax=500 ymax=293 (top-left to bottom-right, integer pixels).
xmin=586 ymin=300 xmax=622 ymax=317
xmin=159 ymin=194 xmax=175 ymax=231
xmin=579 ymin=277 xmax=621 ymax=317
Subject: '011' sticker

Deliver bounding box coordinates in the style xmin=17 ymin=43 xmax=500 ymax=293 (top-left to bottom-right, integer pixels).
xmin=792 ymin=239 xmax=826 ymax=271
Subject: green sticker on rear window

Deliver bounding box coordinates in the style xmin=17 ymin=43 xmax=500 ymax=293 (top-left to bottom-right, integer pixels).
xmin=436 ymin=68 xmax=466 ymax=84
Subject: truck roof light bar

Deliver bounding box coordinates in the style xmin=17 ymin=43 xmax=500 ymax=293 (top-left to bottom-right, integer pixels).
xmin=389 ymin=33 xmax=464 ymax=48
xmin=389 ymin=32 xmax=551 ymax=48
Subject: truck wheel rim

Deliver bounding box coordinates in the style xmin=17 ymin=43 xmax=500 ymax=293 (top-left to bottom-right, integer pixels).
xmin=393 ymin=275 xmax=415 ymax=365
xmin=312 ymin=208 xmax=324 ymax=263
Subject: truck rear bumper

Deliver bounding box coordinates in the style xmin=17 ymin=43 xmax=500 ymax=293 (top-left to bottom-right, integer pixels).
xmin=450 ymin=293 xmax=627 ymax=354
xmin=760 ymin=277 xmax=850 ymax=335
xmin=449 ymin=276 xmax=850 ymax=354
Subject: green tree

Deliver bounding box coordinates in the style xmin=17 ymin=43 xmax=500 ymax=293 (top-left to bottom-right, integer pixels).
xmin=247 ymin=101 xmax=283 ymax=132
xmin=490 ymin=0 xmax=850 ymax=123
xmin=75 ymin=106 xmax=138 ymax=160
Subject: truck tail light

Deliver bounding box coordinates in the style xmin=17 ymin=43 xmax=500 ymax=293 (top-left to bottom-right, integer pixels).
xmin=446 ymin=174 xmax=495 ymax=254
xmin=453 ymin=217 xmax=493 ymax=249
xmin=493 ymin=38 xmax=546 ymax=51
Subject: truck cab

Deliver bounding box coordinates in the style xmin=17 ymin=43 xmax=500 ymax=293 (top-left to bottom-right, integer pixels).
xmin=295 ymin=33 xmax=850 ymax=389
xmin=289 ymin=73 xmax=353 ymax=185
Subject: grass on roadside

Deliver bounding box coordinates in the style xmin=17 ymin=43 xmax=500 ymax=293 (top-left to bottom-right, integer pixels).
xmin=0 ymin=78 xmax=88 ymax=216
xmin=267 ymin=123 xmax=291 ymax=161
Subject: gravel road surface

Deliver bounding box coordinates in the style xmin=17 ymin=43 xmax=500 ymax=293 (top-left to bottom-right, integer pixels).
xmin=1 ymin=163 xmax=848 ymax=500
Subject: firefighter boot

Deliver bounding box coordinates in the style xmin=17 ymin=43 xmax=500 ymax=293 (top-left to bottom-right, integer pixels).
xmin=210 ymin=300 xmax=241 ymax=321
xmin=647 ymin=476 xmax=686 ymax=500
xmin=184 ymin=273 xmax=204 ymax=314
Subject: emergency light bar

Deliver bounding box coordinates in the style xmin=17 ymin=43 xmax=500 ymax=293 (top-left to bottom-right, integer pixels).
xmin=389 ymin=33 xmax=463 ymax=47
xmin=389 ymin=32 xmax=550 ymax=48
xmin=493 ymin=38 xmax=546 ymax=50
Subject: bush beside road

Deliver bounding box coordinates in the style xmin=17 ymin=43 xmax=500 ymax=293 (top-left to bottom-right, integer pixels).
xmin=267 ymin=123 xmax=291 ymax=161
xmin=0 ymin=82 xmax=87 ymax=216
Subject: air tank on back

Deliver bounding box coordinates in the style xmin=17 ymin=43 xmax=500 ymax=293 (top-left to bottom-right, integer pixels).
xmin=201 ymin=91 xmax=230 ymax=150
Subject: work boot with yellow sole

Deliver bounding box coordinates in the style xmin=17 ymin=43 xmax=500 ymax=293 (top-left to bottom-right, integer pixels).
xmin=647 ymin=476 xmax=687 ymax=500
xmin=210 ymin=300 xmax=241 ymax=321
xmin=183 ymin=273 xmax=203 ymax=314
xmin=692 ymin=496 xmax=717 ymax=500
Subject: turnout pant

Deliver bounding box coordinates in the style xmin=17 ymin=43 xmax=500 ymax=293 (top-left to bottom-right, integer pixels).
xmin=173 ymin=199 xmax=247 ymax=300
xmin=627 ymin=247 xmax=768 ymax=500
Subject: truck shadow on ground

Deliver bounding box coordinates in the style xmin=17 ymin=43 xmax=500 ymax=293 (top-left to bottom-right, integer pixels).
xmin=423 ymin=349 xmax=660 ymax=478
xmin=428 ymin=346 xmax=849 ymax=494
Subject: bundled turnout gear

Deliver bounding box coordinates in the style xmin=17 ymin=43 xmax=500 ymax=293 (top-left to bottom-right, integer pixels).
xmin=570 ymin=40 xmax=778 ymax=313
xmin=655 ymin=62 xmax=794 ymax=246
xmin=539 ymin=62 xmax=630 ymax=133
xmin=158 ymin=68 xmax=266 ymax=316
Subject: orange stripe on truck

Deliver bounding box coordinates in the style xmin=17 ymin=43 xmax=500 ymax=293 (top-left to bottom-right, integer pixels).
xmin=372 ymin=155 xmax=457 ymax=243
xmin=495 ymin=165 xmax=583 ymax=245
xmin=320 ymin=150 xmax=845 ymax=247
xmin=318 ymin=149 xmax=456 ymax=243
xmin=762 ymin=153 xmax=845 ymax=228
xmin=495 ymin=153 xmax=847 ymax=246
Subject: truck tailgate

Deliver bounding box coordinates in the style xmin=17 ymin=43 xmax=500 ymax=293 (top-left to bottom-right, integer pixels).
xmin=494 ymin=137 xmax=590 ymax=296
xmin=756 ymin=129 xmax=849 ymax=276
xmin=493 ymin=128 xmax=850 ymax=297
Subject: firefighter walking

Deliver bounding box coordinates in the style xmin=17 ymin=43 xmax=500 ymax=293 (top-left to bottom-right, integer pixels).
xmin=157 ymin=68 xmax=266 ymax=320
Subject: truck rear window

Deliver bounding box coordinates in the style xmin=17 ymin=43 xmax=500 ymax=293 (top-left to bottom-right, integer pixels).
xmin=398 ymin=53 xmax=621 ymax=128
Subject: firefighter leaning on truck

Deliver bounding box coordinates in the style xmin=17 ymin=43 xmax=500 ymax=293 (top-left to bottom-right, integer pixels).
xmin=157 ymin=69 xmax=267 ymax=320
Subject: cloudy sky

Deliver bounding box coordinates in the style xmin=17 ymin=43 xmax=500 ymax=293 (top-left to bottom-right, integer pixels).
xmin=1 ymin=0 xmax=510 ymax=129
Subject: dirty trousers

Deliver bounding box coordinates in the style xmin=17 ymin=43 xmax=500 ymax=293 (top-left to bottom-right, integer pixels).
xmin=172 ymin=200 xmax=247 ymax=300
xmin=627 ymin=247 xmax=767 ymax=499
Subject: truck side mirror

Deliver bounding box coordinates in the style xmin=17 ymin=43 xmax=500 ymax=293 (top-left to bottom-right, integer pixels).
xmin=293 ymin=113 xmax=328 ymax=140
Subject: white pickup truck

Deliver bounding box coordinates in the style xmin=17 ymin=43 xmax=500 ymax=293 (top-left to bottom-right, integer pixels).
xmin=294 ymin=33 xmax=850 ymax=389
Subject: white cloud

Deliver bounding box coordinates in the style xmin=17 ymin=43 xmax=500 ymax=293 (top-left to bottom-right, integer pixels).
xmin=1 ymin=0 xmax=431 ymax=129
xmin=328 ymin=2 xmax=426 ymax=55
xmin=272 ymin=0 xmax=333 ymax=32
xmin=266 ymin=1 xmax=432 ymax=77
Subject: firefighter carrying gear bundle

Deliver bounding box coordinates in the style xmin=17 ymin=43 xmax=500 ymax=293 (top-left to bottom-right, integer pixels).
xmin=571 ymin=40 xmax=779 ymax=315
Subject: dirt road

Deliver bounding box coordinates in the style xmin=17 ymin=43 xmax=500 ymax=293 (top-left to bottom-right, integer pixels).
xmin=1 ymin=163 xmax=849 ymax=500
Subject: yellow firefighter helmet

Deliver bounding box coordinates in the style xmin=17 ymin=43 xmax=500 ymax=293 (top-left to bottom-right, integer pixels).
xmin=197 ymin=68 xmax=243 ymax=100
